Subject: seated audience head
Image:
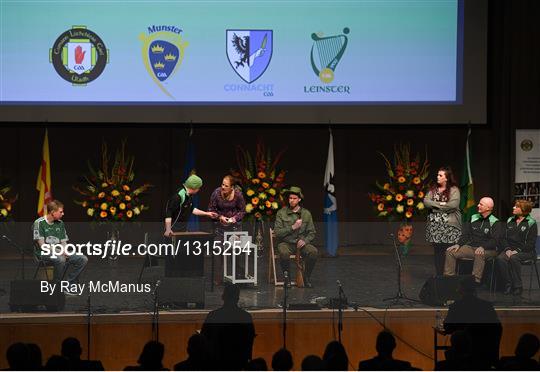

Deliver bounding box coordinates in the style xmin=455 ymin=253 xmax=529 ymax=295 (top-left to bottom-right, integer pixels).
xmin=272 ymin=348 xmax=293 ymax=371
xmin=6 ymin=342 xmax=28 ymax=370
xmin=301 ymin=355 xmax=324 ymax=371
xmin=515 ymin=333 xmax=540 ymax=359
xmin=138 ymin=340 xmax=165 ymax=368
xmin=26 ymin=343 xmax=43 ymax=370
xmin=45 ymin=354 xmax=69 ymax=370
xmin=322 ymin=341 xmax=349 ymax=370
xmin=245 ymin=357 xmax=268 ymax=371
xmin=61 ymin=337 xmax=82 ymax=359
xmin=513 ymin=199 xmax=534 ymax=217
xmin=186 ymin=333 xmax=206 ymax=358
xmin=376 ymin=330 xmax=397 ymax=357
xmin=222 ymin=283 xmax=240 ymax=305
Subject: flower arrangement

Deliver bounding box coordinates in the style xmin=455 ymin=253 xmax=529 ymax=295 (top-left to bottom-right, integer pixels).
xmin=368 ymin=144 xmax=430 ymax=222
xmin=74 ymin=141 xmax=152 ymax=222
xmin=232 ymin=141 xmax=287 ymax=221
xmin=0 ymin=178 xmax=17 ymax=221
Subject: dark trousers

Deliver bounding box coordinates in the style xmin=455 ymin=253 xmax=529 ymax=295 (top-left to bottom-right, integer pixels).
xmin=496 ymin=251 xmax=536 ymax=289
xmin=432 ymin=243 xmax=452 ymax=276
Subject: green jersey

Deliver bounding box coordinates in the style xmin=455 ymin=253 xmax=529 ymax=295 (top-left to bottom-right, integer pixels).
xmin=33 ymin=216 xmax=68 ymax=254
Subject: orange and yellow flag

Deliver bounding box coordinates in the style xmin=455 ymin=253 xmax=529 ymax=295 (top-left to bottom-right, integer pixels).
xmin=36 ymin=129 xmax=52 ymax=216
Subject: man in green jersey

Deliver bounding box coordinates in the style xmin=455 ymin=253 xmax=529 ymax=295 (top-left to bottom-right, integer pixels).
xmin=33 ymin=200 xmax=88 ymax=283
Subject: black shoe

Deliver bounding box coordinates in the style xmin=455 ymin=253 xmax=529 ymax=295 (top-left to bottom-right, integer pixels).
xmin=513 ymin=287 xmax=523 ymax=296
xmin=304 ymin=280 xmax=313 ymax=288
xmin=503 ymin=284 xmax=512 ymax=295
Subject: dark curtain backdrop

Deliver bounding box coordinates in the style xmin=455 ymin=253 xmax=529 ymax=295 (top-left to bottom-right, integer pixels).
xmin=0 ymin=1 xmax=539 ymax=242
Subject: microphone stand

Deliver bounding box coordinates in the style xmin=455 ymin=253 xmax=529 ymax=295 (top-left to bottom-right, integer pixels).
xmin=282 ymin=270 xmax=289 ymax=349
xmin=2 ymin=235 xmax=26 ymax=280
xmin=87 ymin=293 xmax=92 ymax=360
xmin=337 ymin=280 xmax=345 ymax=344
xmin=152 ymin=280 xmax=161 ymax=342
xmin=383 ymin=233 xmax=419 ymax=305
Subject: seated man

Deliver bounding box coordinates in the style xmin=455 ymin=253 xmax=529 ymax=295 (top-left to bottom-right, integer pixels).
xmin=496 ymin=199 xmax=538 ymax=296
xmin=274 ymin=186 xmax=318 ymax=287
xmin=33 ymin=200 xmax=88 ymax=286
xmin=444 ymin=197 xmax=502 ymax=285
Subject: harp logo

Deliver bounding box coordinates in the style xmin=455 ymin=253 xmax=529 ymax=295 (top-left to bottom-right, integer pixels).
xmin=49 ymin=26 xmax=109 ymax=85
xmin=310 ymin=28 xmax=349 ymax=83
xmin=139 ymin=25 xmax=188 ymax=99
xmin=226 ymin=30 xmax=273 ymax=84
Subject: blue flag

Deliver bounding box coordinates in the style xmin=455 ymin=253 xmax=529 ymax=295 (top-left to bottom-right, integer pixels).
xmin=323 ymin=129 xmax=338 ymax=256
xmin=183 ymin=127 xmax=200 ymax=231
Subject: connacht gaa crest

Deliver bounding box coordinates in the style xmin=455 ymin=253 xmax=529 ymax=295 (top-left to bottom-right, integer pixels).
xmin=226 ymin=30 xmax=273 ymax=84
xmin=139 ymin=25 xmax=188 ymax=98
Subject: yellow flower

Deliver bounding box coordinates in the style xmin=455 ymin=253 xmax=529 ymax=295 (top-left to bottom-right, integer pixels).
xmin=246 ymin=189 xmax=255 ymax=197
xmin=126 ymin=210 xmax=133 ymax=218
xmin=125 ymin=195 xmax=132 ymax=201
xmin=257 ymin=172 xmax=266 ymax=179
xmin=251 ymin=197 xmax=259 ymax=205
xmin=262 ymin=182 xmax=270 ymax=189
xmin=377 ymin=203 xmax=385 ymax=211
xmin=100 ymin=211 xmax=108 ymax=218
xmin=111 ymin=190 xmax=120 ymax=197
xmin=405 ymin=211 xmax=413 ymax=219
xmin=100 ymin=203 xmax=108 ymax=210
xmin=258 ymin=193 xmax=267 ymax=200
xmin=246 ymin=204 xmax=254 ymax=213
xmin=109 ymin=206 xmax=117 ymax=215
xmin=268 ymin=188 xmax=276 ymax=196
xmin=271 ymin=202 xmax=279 ymax=209
xmin=418 ymin=191 xmax=425 ymax=198
xmin=417 ymin=202 xmax=425 ymax=210
xmin=265 ymin=200 xmax=272 ymax=208
xmin=413 ymin=177 xmax=421 ymax=185
xmin=122 ymin=185 xmax=130 ymax=191
xmin=395 ymin=194 xmax=404 ymax=202
xmin=386 ymin=195 xmax=393 ymax=201
xmin=398 ymin=176 xmax=406 ymax=183
xmin=119 ymin=203 xmax=126 ymax=210
xmin=0 ymin=209 xmax=7 ymax=217
xmin=396 ymin=204 xmax=404 ymax=213
xmin=406 ymin=199 xmax=414 ymax=206
xmin=405 ymin=190 xmax=414 ymax=198
xmin=98 ymin=192 xmax=105 ymax=199
xmin=101 ymin=183 xmax=108 ymax=188
xmin=134 ymin=207 xmax=141 ymax=215
xmin=87 ymin=208 xmax=94 ymax=217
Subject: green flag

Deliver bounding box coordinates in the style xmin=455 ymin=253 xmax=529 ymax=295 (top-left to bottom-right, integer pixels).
xmin=460 ymin=128 xmax=475 ymax=222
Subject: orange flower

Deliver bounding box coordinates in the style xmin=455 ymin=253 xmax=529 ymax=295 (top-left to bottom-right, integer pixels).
xmin=109 ymin=206 xmax=117 ymax=215
xmin=265 ymin=200 xmax=272 ymax=208
xmin=126 ymin=210 xmax=133 ymax=218
xmin=257 ymin=172 xmax=266 ymax=179
xmin=406 ymin=199 xmax=414 ymax=206
xmin=122 ymin=185 xmax=130 ymax=191
xmin=251 ymin=197 xmax=259 ymax=205
xmin=413 ymin=177 xmax=421 ymax=185
xmin=82 ymin=201 xmax=88 ymax=208
xmin=405 ymin=211 xmax=413 ymax=219
xmin=377 ymin=203 xmax=385 ymax=211
xmin=418 ymin=191 xmax=425 ymax=198
xmin=125 ymin=195 xmax=132 ymax=201
xmin=395 ymin=194 xmax=404 ymax=202
xmin=398 ymin=176 xmax=406 ymax=183
xmin=119 ymin=203 xmax=126 ymax=210
xmin=262 ymin=182 xmax=270 ymax=189
xmin=252 ymin=178 xmax=261 ymax=185
xmin=100 ymin=203 xmax=108 ymax=210
xmin=383 ymin=183 xmax=390 ymax=190
xmin=100 ymin=211 xmax=108 ymax=218
xmin=98 ymin=192 xmax=105 ymax=199
xmin=254 ymin=212 xmax=262 ymax=219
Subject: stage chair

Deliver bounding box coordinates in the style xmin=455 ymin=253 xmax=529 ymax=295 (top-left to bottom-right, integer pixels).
xmin=268 ymin=228 xmax=303 ymax=286
xmin=522 ymin=258 xmax=540 ymax=298
xmin=32 ymin=242 xmax=69 ymax=281
xmin=456 ymin=256 xmax=496 ymax=295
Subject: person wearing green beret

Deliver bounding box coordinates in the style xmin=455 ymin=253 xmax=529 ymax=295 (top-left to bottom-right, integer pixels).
xmin=164 ymin=174 xmax=218 ymax=237
xmin=274 ymin=186 xmax=318 ymax=287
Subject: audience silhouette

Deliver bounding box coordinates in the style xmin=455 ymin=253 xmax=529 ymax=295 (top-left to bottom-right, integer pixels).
xmin=271 ymin=348 xmax=293 ymax=371
xmin=173 ymin=333 xmax=210 ymax=371
xmin=497 ymin=333 xmax=540 ymax=370
xmin=201 ymin=283 xmax=255 ymax=370
xmin=358 ymin=330 xmax=416 ymax=370
xmin=124 ymin=340 xmax=168 ymax=371
xmin=245 ymin=357 xmax=269 ymax=371
xmin=301 ymin=355 xmax=324 ymax=370
xmin=323 ymin=341 xmax=349 ymax=370
xmin=61 ymin=337 xmax=104 ymax=371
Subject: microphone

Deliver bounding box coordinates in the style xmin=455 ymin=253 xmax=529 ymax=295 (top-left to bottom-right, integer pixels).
xmin=336 ymin=279 xmax=342 ymax=287
xmin=284 ymin=270 xmax=289 ymax=280
xmin=1 ymin=235 xmax=11 ymax=242
xmin=153 ymin=280 xmax=161 ymax=296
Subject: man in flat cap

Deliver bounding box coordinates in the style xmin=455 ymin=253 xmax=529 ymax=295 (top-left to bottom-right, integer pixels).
xmin=274 ymin=186 xmax=318 ymax=287
xmin=164 ymin=174 xmax=218 ymax=236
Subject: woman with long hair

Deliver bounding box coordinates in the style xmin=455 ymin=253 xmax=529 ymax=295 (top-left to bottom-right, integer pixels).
xmin=423 ymin=167 xmax=462 ymax=275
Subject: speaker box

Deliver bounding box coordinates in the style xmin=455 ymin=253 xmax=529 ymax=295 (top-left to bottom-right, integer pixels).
xmin=158 ymin=277 xmax=205 ymax=309
xmin=419 ymin=275 xmax=472 ymax=306
xmin=9 ymin=280 xmax=65 ymax=312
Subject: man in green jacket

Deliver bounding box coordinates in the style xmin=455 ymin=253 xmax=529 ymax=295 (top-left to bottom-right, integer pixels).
xmin=274 ymin=186 xmax=318 ymax=287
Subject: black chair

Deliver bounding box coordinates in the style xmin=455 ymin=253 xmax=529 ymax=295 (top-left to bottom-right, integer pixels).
xmin=522 ymin=258 xmax=540 ymax=298
xmin=457 ymin=256 xmax=497 ymax=295
xmin=32 ymin=242 xmax=69 ymax=281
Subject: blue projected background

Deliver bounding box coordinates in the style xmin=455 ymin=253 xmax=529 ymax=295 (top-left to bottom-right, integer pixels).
xmin=0 ymin=0 xmax=462 ymax=104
